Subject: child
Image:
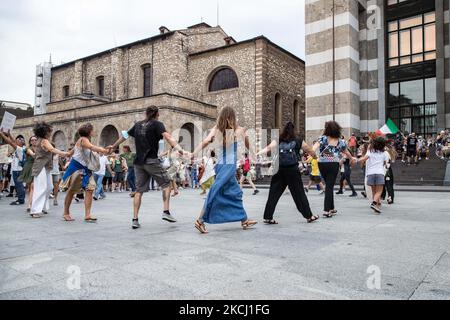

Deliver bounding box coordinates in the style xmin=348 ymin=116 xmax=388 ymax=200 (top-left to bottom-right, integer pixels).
xmin=304 ymin=154 xmax=324 ymax=193
xmin=358 ymin=136 xmax=389 ymax=214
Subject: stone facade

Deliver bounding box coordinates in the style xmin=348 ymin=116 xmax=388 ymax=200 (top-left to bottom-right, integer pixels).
xmin=16 ymin=23 xmax=305 ymax=151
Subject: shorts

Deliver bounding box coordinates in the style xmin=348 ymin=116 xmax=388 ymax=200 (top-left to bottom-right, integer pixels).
xmin=366 ymin=174 xmax=385 ymax=186
xmin=310 ymin=175 xmax=322 ymax=184
xmin=406 ymin=149 xmax=417 ymax=157
xmin=103 ymin=176 xmax=113 ymax=185
xmin=52 ymin=174 xmax=60 ymax=184
xmin=113 ymin=172 xmax=124 ymax=183
xmin=135 ymin=160 xmax=171 ymax=193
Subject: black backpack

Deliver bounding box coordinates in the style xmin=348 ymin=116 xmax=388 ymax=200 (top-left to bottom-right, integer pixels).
xmin=279 ymin=140 xmax=298 ymax=167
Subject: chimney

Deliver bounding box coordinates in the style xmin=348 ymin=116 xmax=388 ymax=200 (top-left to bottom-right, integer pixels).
xmin=159 ymin=26 xmax=170 ymax=34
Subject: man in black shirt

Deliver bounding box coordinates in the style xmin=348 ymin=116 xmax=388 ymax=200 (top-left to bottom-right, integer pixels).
xmin=109 ymin=106 xmax=188 ymax=229
xmin=406 ymin=133 xmax=418 ymax=165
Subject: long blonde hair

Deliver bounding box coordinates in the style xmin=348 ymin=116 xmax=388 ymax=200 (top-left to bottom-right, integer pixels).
xmin=216 ymin=107 xmax=237 ymax=146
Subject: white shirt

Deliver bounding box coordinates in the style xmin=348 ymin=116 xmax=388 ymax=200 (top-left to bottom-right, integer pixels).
xmin=94 ymin=155 xmax=108 ymax=176
xmin=365 ymin=150 xmax=389 ymax=176
xmin=50 ymin=155 xmax=60 ymax=175
xmin=200 ymin=156 xmax=216 ymax=184
xmin=11 ymin=146 xmax=24 ymax=172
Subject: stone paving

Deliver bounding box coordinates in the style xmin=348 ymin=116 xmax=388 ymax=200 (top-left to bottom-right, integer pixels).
xmin=0 ymin=188 xmax=449 ymax=300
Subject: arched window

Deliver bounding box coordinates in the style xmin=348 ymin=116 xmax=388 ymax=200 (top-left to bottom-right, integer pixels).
xmin=96 ymin=76 xmax=105 ymax=96
xmin=99 ymin=125 xmax=119 ymax=147
xmin=142 ymin=64 xmax=152 ymax=97
xmin=209 ymin=67 xmax=239 ymax=92
xmin=52 ymin=130 xmax=68 ymax=151
xmin=274 ymin=93 xmax=282 ymax=129
xmin=293 ymin=100 xmax=300 ymax=132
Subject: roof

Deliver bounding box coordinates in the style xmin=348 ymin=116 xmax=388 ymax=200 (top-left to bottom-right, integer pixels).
xmin=189 ymin=36 xmax=305 ymax=64
xmin=52 ymin=31 xmax=175 ymax=71
xmin=187 ymin=22 xmax=212 ymax=29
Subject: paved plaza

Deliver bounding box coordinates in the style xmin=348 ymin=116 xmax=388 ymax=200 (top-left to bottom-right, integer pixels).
xmin=0 ymin=189 xmax=449 ymax=300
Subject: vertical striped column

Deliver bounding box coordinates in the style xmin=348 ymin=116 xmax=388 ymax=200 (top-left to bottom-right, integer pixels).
xmin=305 ymin=0 xmax=361 ymax=143
xmin=359 ymin=0 xmax=383 ymax=133
xmin=445 ymin=0 xmax=450 ymax=128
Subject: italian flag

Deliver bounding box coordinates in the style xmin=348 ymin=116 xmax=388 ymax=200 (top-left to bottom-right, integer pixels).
xmin=376 ymin=119 xmax=399 ymax=136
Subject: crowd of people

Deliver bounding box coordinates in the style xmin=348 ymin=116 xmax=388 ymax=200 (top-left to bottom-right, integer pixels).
xmin=1 ymin=105 xmax=449 ymax=234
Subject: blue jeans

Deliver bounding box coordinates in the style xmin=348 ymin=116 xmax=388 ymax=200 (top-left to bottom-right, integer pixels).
xmin=191 ymin=173 xmax=198 ymax=188
xmin=127 ymin=167 xmax=136 ymax=192
xmin=13 ymin=171 xmax=25 ymax=203
xmin=93 ymin=174 xmax=105 ymax=199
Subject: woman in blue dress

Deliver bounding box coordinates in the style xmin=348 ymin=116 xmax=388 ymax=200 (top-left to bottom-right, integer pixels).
xmin=191 ymin=107 xmax=257 ymax=234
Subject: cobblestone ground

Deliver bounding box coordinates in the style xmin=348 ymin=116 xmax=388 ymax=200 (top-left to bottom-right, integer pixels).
xmin=1 ymin=188 xmax=449 ymax=300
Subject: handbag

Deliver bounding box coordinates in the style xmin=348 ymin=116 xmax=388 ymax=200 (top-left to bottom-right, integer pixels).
xmin=81 ymin=148 xmax=101 ymax=172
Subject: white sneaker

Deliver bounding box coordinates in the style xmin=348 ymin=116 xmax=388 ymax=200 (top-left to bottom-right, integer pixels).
xmin=162 ymin=212 xmax=177 ymax=223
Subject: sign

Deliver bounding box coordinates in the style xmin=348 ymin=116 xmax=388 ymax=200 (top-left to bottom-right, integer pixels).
xmin=0 ymin=144 xmax=11 ymax=163
xmin=0 ymin=111 xmax=16 ymax=132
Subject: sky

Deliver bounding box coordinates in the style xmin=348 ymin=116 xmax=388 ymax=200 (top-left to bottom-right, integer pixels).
xmin=0 ymin=0 xmax=305 ymax=106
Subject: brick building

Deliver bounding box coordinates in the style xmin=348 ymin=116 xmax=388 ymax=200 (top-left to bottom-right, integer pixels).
xmin=14 ymin=23 xmax=305 ymax=152
xmin=305 ymin=0 xmax=449 ymax=143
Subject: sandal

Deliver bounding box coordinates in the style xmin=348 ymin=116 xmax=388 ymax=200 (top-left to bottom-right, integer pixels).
xmin=30 ymin=214 xmax=41 ymax=219
xmin=264 ymin=219 xmax=279 ymax=225
xmin=307 ymin=215 xmax=319 ymax=223
xmin=63 ymin=215 xmax=75 ymax=222
xmin=241 ymin=220 xmax=258 ymax=230
xmin=195 ymin=220 xmax=209 ymax=234
xmin=323 ymin=212 xmax=333 ymax=218
xmin=84 ymin=217 xmax=98 ymax=223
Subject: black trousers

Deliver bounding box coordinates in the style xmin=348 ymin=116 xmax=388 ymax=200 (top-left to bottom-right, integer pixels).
xmin=339 ymin=168 xmax=356 ymax=194
xmin=382 ymin=168 xmax=394 ymax=201
xmin=318 ymin=162 xmax=340 ymax=212
xmin=263 ymin=166 xmax=313 ymax=220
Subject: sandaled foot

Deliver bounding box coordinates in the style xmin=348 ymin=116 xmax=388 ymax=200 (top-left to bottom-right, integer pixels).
xmin=263 ymin=219 xmax=279 ymax=225
xmin=307 ymin=215 xmax=320 ymax=223
xmin=63 ymin=215 xmax=75 ymax=222
xmin=195 ymin=220 xmax=208 ymax=234
xmin=242 ymin=220 xmax=258 ymax=230
xmin=30 ymin=214 xmax=41 ymax=219
xmin=84 ymin=216 xmax=98 ymax=223
xmin=323 ymin=212 xmax=333 ymax=218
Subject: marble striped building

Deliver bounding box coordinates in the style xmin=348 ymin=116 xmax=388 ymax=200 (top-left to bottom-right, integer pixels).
xmin=305 ymin=0 xmax=450 ymax=142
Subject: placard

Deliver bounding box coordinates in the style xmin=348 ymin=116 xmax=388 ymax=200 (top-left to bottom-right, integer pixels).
xmin=0 ymin=111 xmax=16 ymax=132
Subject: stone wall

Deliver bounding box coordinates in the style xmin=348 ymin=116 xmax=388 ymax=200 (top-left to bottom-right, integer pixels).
xmin=263 ymin=43 xmax=305 ymax=136
xmin=187 ymin=41 xmax=257 ymax=128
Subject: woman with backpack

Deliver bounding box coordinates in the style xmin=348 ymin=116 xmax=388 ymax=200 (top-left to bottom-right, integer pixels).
xmin=257 ymin=122 xmax=319 ymax=225
xmin=313 ymin=121 xmax=356 ymax=218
